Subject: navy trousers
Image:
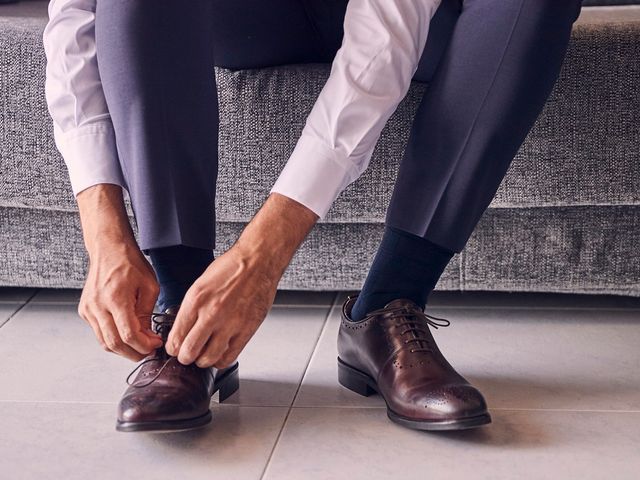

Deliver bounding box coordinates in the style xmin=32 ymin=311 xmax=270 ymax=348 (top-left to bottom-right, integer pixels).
xmin=95 ymin=0 xmax=582 ymax=253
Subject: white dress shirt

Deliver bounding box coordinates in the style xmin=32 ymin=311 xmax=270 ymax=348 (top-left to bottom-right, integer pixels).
xmin=44 ymin=0 xmax=441 ymax=218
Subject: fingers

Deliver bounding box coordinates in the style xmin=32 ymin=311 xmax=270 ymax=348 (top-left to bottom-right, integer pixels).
xmin=82 ymin=310 xmax=143 ymax=362
xmin=112 ymin=304 xmax=162 ymax=355
xmin=78 ymin=302 xmax=114 ymax=355
xmin=81 ymin=308 xmax=107 ymax=350
xmin=95 ymin=310 xmax=146 ymax=362
xmin=77 ymin=244 xmax=165 ymax=362
xmin=195 ymin=333 xmax=230 ymax=368
xmin=178 ymin=319 xmax=220 ymax=366
xmin=79 ymin=292 xmax=160 ymax=361
xmin=165 ymin=295 xmax=199 ymax=356
xmin=133 ymin=283 xmax=163 ymax=343
xmin=213 ymin=335 xmax=243 ymax=369
xmin=136 ymin=282 xmax=161 ymax=339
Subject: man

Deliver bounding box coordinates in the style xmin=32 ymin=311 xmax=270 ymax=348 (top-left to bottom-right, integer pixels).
xmin=44 ymin=0 xmax=582 ymax=432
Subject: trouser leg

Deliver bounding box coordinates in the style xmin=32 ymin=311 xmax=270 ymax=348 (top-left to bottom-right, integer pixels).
xmin=94 ymin=0 xmax=343 ymax=309
xmin=352 ymin=0 xmax=582 ymax=318
xmin=387 ymin=0 xmax=583 ymax=254
xmin=95 ymin=0 xmax=219 ymax=251
xmin=94 ymin=0 xmax=346 ymax=251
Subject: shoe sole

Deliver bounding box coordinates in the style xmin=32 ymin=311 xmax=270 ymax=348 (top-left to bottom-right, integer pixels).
xmin=337 ymin=358 xmax=491 ymax=431
xmin=116 ymin=362 xmax=240 ymax=433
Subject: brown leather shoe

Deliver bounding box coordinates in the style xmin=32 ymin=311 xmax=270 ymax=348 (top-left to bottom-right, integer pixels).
xmin=116 ymin=306 xmax=239 ymax=432
xmin=338 ymin=296 xmax=490 ymax=431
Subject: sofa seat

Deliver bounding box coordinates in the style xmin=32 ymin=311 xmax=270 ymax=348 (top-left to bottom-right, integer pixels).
xmin=0 ymin=4 xmax=638 ymax=295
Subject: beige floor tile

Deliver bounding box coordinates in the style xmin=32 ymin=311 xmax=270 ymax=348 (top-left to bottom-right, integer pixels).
xmin=222 ymin=305 xmax=329 ymax=406
xmin=264 ymin=408 xmax=640 ymax=480
xmin=0 ymin=402 xmax=287 ymax=480
xmin=0 ymin=302 xmax=26 ymax=328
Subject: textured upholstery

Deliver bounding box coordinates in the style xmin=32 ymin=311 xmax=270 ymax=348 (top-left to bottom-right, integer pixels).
xmin=1 ymin=18 xmax=639 ymax=219
xmin=1 ymin=206 xmax=638 ymax=295
xmin=0 ymin=7 xmax=638 ymax=295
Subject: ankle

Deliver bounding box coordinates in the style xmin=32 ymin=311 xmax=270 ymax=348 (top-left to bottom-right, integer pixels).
xmin=351 ymin=227 xmax=453 ymax=321
xmin=351 ymin=293 xmax=426 ymax=321
xmin=148 ymin=245 xmax=214 ymax=311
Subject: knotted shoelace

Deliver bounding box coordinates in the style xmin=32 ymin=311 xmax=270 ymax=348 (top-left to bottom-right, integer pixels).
xmin=125 ymin=312 xmax=178 ymax=388
xmin=363 ymin=305 xmax=450 ymax=354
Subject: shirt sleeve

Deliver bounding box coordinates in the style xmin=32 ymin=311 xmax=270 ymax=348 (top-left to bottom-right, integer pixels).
xmin=43 ymin=0 xmax=126 ymax=196
xmin=271 ymin=0 xmax=442 ymax=218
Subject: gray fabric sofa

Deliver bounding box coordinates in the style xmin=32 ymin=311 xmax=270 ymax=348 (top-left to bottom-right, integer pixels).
xmin=1 ymin=2 xmax=639 ymax=296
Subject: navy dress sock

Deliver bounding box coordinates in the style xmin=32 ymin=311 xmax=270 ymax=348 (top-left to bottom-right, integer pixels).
xmin=147 ymin=245 xmax=214 ymax=312
xmin=350 ymin=226 xmax=454 ymax=321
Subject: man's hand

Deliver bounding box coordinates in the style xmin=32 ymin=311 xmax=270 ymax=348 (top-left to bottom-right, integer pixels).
xmin=165 ymin=244 xmax=278 ymax=367
xmin=76 ymin=185 xmax=162 ymax=361
xmin=166 ymin=193 xmax=318 ymax=368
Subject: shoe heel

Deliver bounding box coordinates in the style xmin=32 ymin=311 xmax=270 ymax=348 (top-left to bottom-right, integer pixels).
xmin=217 ymin=365 xmax=240 ymax=403
xmin=338 ymin=359 xmax=376 ymax=397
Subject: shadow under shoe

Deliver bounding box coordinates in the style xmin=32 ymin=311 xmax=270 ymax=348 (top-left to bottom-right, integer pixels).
xmin=338 ymin=296 xmax=491 ymax=431
xmin=116 ymin=306 xmax=239 ymax=433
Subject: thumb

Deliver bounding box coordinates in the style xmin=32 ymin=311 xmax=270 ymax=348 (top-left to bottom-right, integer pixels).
xmin=136 ymin=281 xmax=162 ymax=343
xmin=165 ymin=294 xmax=199 ymax=356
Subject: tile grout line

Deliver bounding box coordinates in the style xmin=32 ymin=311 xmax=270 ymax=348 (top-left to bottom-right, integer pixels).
xmin=1 ymin=399 xmax=639 ymax=415
xmin=258 ymin=295 xmax=339 ymax=480
xmin=286 ymin=292 xmax=341 ymax=404
xmin=0 ymin=289 xmax=40 ymax=330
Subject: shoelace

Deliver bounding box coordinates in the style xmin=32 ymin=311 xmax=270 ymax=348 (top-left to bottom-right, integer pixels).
xmin=125 ymin=312 xmax=178 ymax=388
xmin=364 ymin=305 xmax=450 ymax=354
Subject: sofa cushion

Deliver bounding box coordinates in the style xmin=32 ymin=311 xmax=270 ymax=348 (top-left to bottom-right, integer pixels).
xmin=2 ymin=204 xmax=638 ymax=295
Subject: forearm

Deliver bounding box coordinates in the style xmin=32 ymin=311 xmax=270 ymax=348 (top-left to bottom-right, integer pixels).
xmin=234 ymin=193 xmax=318 ymax=277
xmin=76 ymin=184 xmax=137 ymax=257
xmin=44 ymin=0 xmax=126 ymax=196
xmin=168 ymin=193 xmax=319 ymax=366
xmin=271 ymin=0 xmax=441 ymax=219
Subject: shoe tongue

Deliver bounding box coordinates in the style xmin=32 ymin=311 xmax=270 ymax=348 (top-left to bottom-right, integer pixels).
xmin=164 ymin=305 xmax=180 ymax=315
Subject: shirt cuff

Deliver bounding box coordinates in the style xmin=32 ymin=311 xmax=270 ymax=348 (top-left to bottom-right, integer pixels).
xmin=270 ymin=134 xmax=355 ymax=219
xmin=54 ymin=122 xmax=127 ymax=196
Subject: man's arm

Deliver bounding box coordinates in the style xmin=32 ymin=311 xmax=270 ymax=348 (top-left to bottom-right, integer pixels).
xmin=75 ymin=185 xmax=163 ymax=361
xmin=44 ymin=0 xmax=126 ymax=194
xmin=167 ymin=193 xmax=317 ymax=366
xmin=44 ymin=1 xmax=161 ymax=360
xmin=168 ymin=0 xmax=442 ymax=367
xmin=271 ymin=0 xmax=442 ymax=217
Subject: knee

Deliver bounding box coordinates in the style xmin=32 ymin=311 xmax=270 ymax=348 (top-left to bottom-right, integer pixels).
xmin=528 ymin=0 xmax=583 ymax=24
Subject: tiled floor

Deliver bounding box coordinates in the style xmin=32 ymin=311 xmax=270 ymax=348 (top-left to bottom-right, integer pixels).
xmin=0 ymin=288 xmax=639 ymax=479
